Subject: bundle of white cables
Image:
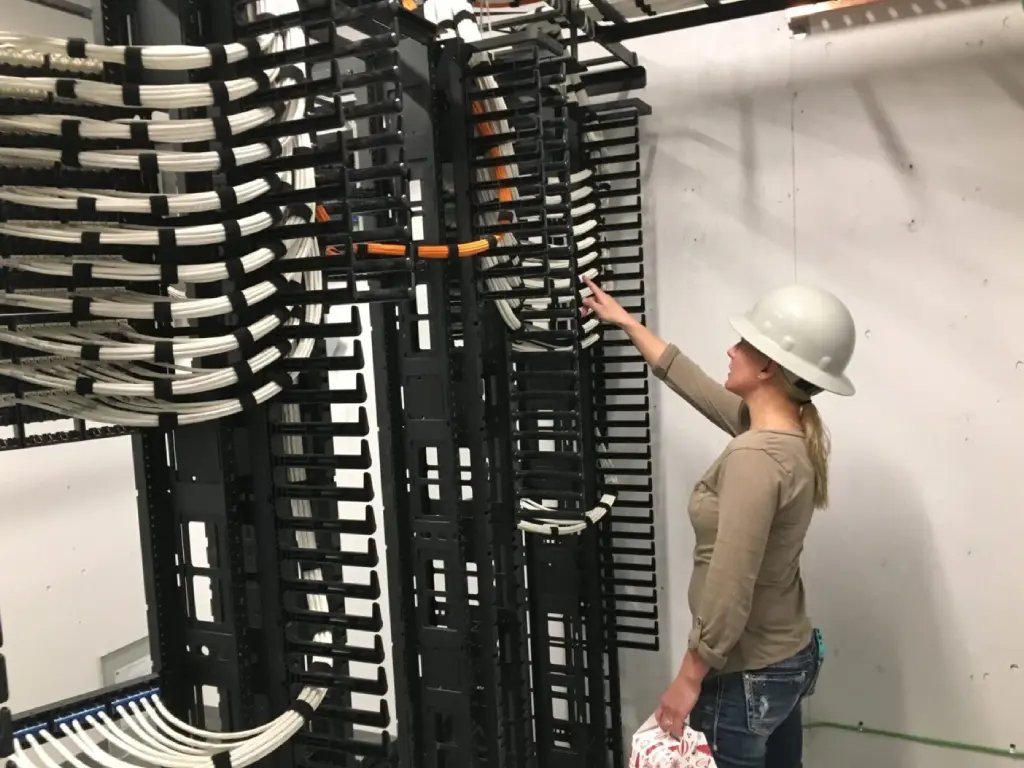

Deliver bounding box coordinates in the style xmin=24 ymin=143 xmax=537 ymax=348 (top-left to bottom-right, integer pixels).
xmin=0 ymin=0 xmax=328 ymax=427
xmin=9 ymin=685 xmax=326 ymax=768
xmin=5 ymin=4 xmax=341 ymax=762
xmin=424 ymin=0 xmax=621 ymax=536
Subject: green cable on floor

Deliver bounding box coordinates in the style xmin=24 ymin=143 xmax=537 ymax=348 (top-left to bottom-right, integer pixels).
xmin=804 ymin=720 xmax=1022 ymax=760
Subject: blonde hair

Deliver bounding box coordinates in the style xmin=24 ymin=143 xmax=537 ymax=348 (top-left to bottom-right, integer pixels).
xmin=798 ymin=402 xmax=831 ymax=509
xmin=780 ymin=372 xmax=832 ymax=510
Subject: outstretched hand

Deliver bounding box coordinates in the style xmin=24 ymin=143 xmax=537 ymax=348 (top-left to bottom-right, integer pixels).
xmin=581 ymin=275 xmax=633 ymax=328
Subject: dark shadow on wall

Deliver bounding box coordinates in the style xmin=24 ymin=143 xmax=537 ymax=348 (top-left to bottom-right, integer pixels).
xmin=803 ymin=453 xmax=972 ymax=767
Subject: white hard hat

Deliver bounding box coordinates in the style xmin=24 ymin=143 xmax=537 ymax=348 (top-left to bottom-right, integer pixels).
xmin=729 ymin=284 xmax=857 ymax=396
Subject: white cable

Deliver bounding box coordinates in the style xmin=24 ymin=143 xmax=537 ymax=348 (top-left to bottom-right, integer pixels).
xmin=421 ymin=0 xmax=624 ymax=536
xmin=7 ymin=3 xmax=337 ymax=762
xmin=0 ymin=32 xmax=277 ymax=72
xmin=0 ymin=0 xmax=333 ymax=428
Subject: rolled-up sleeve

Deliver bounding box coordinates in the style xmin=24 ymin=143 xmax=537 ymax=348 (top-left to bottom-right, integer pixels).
xmin=688 ymin=447 xmax=785 ymax=670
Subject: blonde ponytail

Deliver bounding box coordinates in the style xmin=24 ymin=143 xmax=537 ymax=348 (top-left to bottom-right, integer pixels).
xmin=799 ymin=402 xmax=831 ymax=509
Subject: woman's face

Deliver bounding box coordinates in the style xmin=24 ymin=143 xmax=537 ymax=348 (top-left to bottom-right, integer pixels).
xmin=725 ymin=339 xmax=771 ymax=396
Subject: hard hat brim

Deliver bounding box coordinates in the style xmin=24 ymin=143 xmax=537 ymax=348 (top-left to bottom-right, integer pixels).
xmin=729 ymin=315 xmax=856 ymax=397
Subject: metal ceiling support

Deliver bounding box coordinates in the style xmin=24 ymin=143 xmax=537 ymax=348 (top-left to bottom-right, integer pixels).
xmin=20 ymin=0 xmax=92 ymax=20
xmin=596 ymin=0 xmax=816 ymax=41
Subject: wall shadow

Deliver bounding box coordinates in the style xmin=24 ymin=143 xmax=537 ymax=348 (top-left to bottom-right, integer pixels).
xmin=803 ymin=452 xmax=972 ymax=767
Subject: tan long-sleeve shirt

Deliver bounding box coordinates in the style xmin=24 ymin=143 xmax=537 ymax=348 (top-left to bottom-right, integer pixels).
xmin=652 ymin=343 xmax=816 ymax=675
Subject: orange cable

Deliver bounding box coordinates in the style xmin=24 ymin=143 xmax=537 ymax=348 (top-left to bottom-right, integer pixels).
xmin=315 ymin=100 xmax=516 ymax=260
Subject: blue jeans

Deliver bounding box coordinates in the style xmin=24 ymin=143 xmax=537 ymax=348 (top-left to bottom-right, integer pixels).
xmin=689 ymin=632 xmax=823 ymax=768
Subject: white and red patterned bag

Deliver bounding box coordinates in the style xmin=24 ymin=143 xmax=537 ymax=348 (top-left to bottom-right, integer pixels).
xmin=629 ymin=715 xmax=717 ymax=768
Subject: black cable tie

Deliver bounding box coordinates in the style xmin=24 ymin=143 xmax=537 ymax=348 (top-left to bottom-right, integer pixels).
xmin=150 ymin=195 xmax=170 ymax=217
xmin=270 ymin=371 xmax=292 ymax=390
xmin=239 ymin=38 xmax=261 ymax=59
xmin=225 ymin=258 xmax=245 ymax=282
xmin=266 ymin=138 xmax=283 ymax=158
xmin=121 ymin=83 xmax=142 ymax=108
xmin=485 ymin=235 xmax=498 ymax=248
xmin=405 ymin=242 xmax=415 ymax=261
xmin=81 ymin=231 xmax=101 ymax=250
xmin=267 ymin=275 xmax=290 ymax=295
xmin=159 ymin=260 xmax=179 ymax=285
xmin=71 ymin=262 xmax=92 ymax=282
xmin=154 ymin=341 xmax=174 ymax=365
xmin=81 ymin=344 xmax=100 ymax=361
xmin=153 ymin=300 xmax=173 ymax=324
xmin=436 ymin=19 xmax=455 ymax=33
xmin=252 ymin=71 xmax=271 ymax=92
xmin=212 ymin=115 xmax=233 ymax=142
xmin=232 ymin=359 xmax=255 ymax=385
xmin=226 ymin=290 xmax=247 ymax=314
xmin=223 ymin=219 xmax=242 ymax=240
xmin=265 ymin=174 xmax=283 ymax=193
xmin=447 ymin=243 xmax=458 ymax=259
xmin=232 ymin=325 xmax=255 ymax=349
xmin=238 ymin=391 xmax=257 ymax=413
xmin=129 ymin=121 xmax=149 ymax=142
xmin=61 ymin=146 xmax=81 ymax=168
xmin=157 ymin=228 xmax=177 ymax=249
xmin=123 ymin=46 xmax=143 ymax=73
xmin=215 ymin=185 xmax=238 ymax=209
xmin=138 ymin=153 xmax=159 ymax=184
xmin=497 ymin=210 xmax=515 ymax=224
xmin=74 ymin=377 xmax=94 ymax=395
xmin=273 ymin=340 xmax=291 ymax=358
xmin=283 ymin=202 xmax=313 ymax=223
xmin=65 ymin=38 xmax=87 ymax=59
xmin=289 ymin=700 xmax=315 ymax=724
xmin=156 ymin=225 xmax=178 ymax=282
xmin=153 ymin=379 xmax=174 ymax=401
xmin=207 ymin=44 xmax=227 ymax=69
xmin=76 ymin=197 xmax=97 ymax=215
xmin=209 ymin=81 xmax=230 ymax=105
xmin=453 ymin=9 xmax=475 ymax=23
xmin=157 ymin=412 xmax=178 ymax=430
xmin=60 ymin=120 xmax=80 ymax=141
xmin=278 ymin=65 xmax=306 ymax=84
xmin=217 ymin=146 xmax=237 ymax=173
xmin=269 ymin=240 xmax=288 ymax=259
xmin=71 ymin=295 xmax=92 ymax=321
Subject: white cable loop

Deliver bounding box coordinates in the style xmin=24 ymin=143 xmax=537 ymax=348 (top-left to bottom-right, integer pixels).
xmin=8 ymin=5 xmax=337 ymax=761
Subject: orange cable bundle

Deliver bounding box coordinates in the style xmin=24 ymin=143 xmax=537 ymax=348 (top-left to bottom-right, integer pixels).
xmin=314 ymin=99 xmax=515 ymax=260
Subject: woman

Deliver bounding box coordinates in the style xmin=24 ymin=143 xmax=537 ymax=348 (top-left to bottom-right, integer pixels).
xmin=581 ymin=277 xmax=857 ymax=768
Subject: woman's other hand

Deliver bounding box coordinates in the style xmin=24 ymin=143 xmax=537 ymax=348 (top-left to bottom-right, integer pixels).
xmin=654 ymin=675 xmax=701 ymax=739
xmin=581 ymin=275 xmax=634 ymax=328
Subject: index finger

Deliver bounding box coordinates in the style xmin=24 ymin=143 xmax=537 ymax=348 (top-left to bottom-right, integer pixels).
xmin=581 ymin=274 xmax=602 ymax=294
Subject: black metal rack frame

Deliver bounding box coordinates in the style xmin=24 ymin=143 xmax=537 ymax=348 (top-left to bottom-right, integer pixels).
xmin=0 ymin=1 xmax=663 ymax=767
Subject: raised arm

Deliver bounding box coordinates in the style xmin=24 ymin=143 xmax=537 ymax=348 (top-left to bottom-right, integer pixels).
xmin=581 ymin=276 xmax=747 ymax=436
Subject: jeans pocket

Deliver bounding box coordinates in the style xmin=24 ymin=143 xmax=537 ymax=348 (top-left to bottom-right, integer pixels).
xmin=741 ymin=670 xmax=808 ymax=737
xmin=805 ymin=656 xmax=824 ymax=697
